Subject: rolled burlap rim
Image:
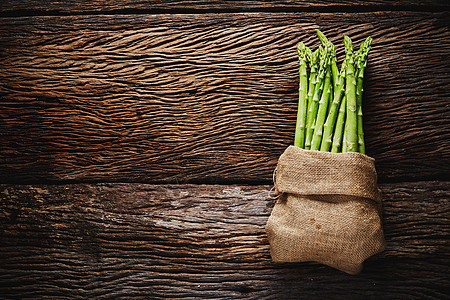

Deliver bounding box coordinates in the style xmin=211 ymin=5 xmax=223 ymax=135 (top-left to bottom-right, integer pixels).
xmin=265 ymin=146 xmax=385 ymax=275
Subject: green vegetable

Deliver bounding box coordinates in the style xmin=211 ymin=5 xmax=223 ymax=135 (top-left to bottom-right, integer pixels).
xmin=311 ymin=65 xmax=332 ymax=150
xmin=343 ymin=36 xmax=358 ymax=153
xmin=306 ymin=48 xmax=320 ymax=121
xmin=320 ymin=54 xmax=348 ymax=152
xmin=293 ymin=31 xmax=372 ymax=154
xmin=354 ymin=37 xmax=372 ymax=154
xmin=331 ymin=95 xmax=346 ymax=153
xmin=305 ymin=46 xmax=329 ymax=150
xmin=316 ymin=29 xmax=338 ymax=87
xmin=294 ymin=42 xmax=309 ymax=148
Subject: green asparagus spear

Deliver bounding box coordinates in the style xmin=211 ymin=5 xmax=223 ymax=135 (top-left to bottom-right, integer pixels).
xmin=356 ymin=84 xmax=365 ymax=153
xmin=311 ymin=66 xmax=332 ymax=150
xmin=305 ymin=46 xmax=328 ymax=150
xmin=343 ymin=35 xmax=358 ymax=153
xmin=331 ymin=95 xmax=346 ymax=153
xmin=306 ymin=48 xmax=320 ymax=119
xmin=354 ymin=37 xmax=372 ymax=154
xmin=342 ymin=119 xmax=348 ymax=153
xmin=354 ymin=37 xmax=372 ymax=76
xmin=294 ymin=42 xmax=309 ymax=148
xmin=316 ymin=29 xmax=338 ymax=87
xmin=320 ymin=54 xmax=349 ymax=152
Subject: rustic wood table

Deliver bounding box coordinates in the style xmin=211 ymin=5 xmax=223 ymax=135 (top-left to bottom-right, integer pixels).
xmin=1 ymin=1 xmax=449 ymax=298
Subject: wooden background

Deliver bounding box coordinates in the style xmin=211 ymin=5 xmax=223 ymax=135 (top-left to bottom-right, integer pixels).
xmin=1 ymin=1 xmax=449 ymax=299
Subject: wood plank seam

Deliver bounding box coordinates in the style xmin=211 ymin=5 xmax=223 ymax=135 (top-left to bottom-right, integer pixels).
xmin=1 ymin=3 xmax=449 ymax=18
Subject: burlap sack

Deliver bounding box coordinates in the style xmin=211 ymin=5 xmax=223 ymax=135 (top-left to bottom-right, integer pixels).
xmin=265 ymin=146 xmax=385 ymax=274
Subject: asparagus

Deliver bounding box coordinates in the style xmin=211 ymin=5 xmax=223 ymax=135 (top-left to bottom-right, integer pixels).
xmin=342 ymin=119 xmax=348 ymax=152
xmin=354 ymin=37 xmax=372 ymax=154
xmin=320 ymin=54 xmax=349 ymax=152
xmin=306 ymin=48 xmax=320 ymax=120
xmin=343 ymin=36 xmax=358 ymax=153
xmin=316 ymin=29 xmax=338 ymax=87
xmin=305 ymin=47 xmax=329 ymax=150
xmin=294 ymin=42 xmax=310 ymax=148
xmin=311 ymin=65 xmax=332 ymax=150
xmin=293 ymin=31 xmax=372 ymax=154
xmin=354 ymin=37 xmax=372 ymax=75
xmin=331 ymin=95 xmax=346 ymax=153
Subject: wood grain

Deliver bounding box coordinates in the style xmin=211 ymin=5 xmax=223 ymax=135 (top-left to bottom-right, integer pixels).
xmin=1 ymin=12 xmax=449 ymax=184
xmin=0 ymin=182 xmax=448 ymax=299
xmin=0 ymin=0 xmax=449 ymax=16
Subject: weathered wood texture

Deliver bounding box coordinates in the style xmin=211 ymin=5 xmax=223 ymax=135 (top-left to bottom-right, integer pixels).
xmin=1 ymin=12 xmax=449 ymax=184
xmin=1 ymin=0 xmax=449 ymax=15
xmin=0 ymin=182 xmax=448 ymax=298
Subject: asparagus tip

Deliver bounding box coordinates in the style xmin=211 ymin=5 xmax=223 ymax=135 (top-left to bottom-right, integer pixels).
xmin=305 ymin=46 xmax=313 ymax=62
xmin=297 ymin=42 xmax=308 ymax=62
xmin=344 ymin=35 xmax=353 ymax=56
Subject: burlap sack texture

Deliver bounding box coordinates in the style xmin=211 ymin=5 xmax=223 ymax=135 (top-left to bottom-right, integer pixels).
xmin=265 ymin=146 xmax=385 ymax=275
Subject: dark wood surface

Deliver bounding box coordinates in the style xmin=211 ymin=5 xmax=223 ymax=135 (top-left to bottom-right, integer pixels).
xmin=1 ymin=0 xmax=449 ymax=16
xmin=0 ymin=2 xmax=449 ymax=299
xmin=1 ymin=182 xmax=449 ymax=299
xmin=1 ymin=12 xmax=449 ymax=184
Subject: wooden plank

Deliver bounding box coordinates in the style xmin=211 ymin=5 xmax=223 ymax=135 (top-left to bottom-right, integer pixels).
xmin=0 ymin=181 xmax=448 ymax=298
xmin=0 ymin=12 xmax=449 ymax=184
xmin=0 ymin=0 xmax=449 ymax=15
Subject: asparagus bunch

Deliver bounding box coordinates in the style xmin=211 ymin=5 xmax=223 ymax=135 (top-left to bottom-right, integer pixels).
xmin=293 ymin=30 xmax=372 ymax=154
